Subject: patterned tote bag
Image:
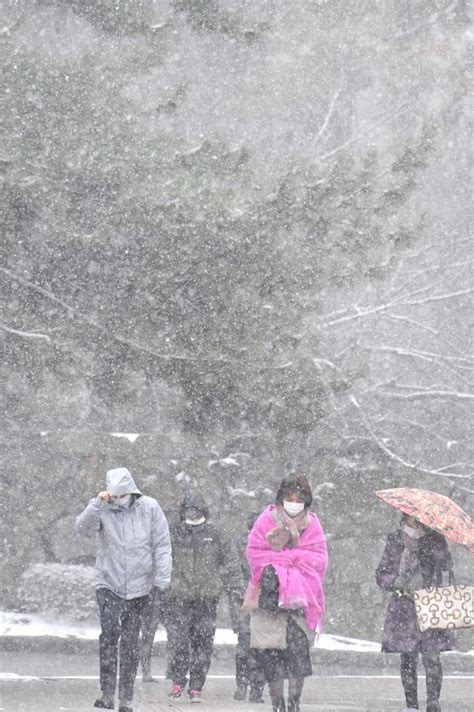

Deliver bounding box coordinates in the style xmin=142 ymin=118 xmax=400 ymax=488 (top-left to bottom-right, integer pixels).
xmin=414 ymin=572 xmax=473 ymax=632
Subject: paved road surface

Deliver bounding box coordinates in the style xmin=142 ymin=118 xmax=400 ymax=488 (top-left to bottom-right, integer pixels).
xmin=0 ymin=652 xmax=472 ymax=712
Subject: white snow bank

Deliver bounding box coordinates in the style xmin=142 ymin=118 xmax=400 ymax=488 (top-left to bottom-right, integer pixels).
xmin=1 ymin=611 xmax=472 ymax=655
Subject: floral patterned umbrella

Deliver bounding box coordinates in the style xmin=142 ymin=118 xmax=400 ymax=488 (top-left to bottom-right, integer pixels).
xmin=375 ymin=487 xmax=474 ymax=552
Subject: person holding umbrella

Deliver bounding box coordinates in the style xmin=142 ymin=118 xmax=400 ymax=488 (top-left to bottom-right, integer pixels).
xmin=375 ymin=487 xmax=474 ymax=712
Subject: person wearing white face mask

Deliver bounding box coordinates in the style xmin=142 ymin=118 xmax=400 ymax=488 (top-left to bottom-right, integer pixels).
xmin=376 ymin=514 xmax=455 ymax=712
xmin=242 ymin=473 xmax=328 ymax=712
xmin=282 ymin=500 xmax=306 ymax=517
xmin=75 ymin=467 xmax=171 ymax=712
xmin=161 ymin=490 xmax=244 ymax=704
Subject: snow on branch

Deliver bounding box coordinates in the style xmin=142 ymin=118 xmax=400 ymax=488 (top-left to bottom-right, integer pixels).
xmin=375 ymin=389 xmax=473 ymax=401
xmin=380 ymin=313 xmax=439 ymax=335
xmin=0 ymin=267 xmax=236 ymax=366
xmin=310 ymin=71 xmax=344 ymax=147
xmin=318 ymin=101 xmax=412 ymax=163
xmin=349 ymin=396 xmax=471 ymax=480
xmin=401 ymin=288 xmax=473 ymax=307
xmin=0 ymin=324 xmax=51 ymax=342
xmin=362 ymin=346 xmax=474 ymax=373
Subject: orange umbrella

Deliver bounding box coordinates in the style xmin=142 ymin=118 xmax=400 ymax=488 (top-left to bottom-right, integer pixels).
xmin=375 ymin=487 xmax=474 ymax=552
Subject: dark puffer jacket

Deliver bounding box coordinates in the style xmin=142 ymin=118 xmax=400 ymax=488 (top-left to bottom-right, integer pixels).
xmin=168 ymin=491 xmax=243 ymax=600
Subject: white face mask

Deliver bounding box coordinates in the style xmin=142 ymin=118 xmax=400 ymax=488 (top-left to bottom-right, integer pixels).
xmin=283 ymin=500 xmax=305 ymax=517
xmin=111 ymin=494 xmax=132 ymax=508
xmin=403 ymin=523 xmax=425 ymax=539
xmin=185 ymin=516 xmax=206 ymax=526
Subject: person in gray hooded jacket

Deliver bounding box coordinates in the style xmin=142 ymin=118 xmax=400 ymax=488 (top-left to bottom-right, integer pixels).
xmin=75 ymin=467 xmax=171 ymax=712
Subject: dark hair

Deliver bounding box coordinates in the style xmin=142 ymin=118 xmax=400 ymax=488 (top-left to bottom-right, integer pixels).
xmin=275 ymin=473 xmax=313 ymax=508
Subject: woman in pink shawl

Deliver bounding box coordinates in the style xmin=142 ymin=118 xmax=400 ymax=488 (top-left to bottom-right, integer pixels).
xmin=243 ymin=473 xmax=328 ymax=712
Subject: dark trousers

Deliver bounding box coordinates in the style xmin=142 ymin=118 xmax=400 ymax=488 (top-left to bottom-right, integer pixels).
xmin=140 ymin=592 xmax=162 ymax=676
xmin=96 ymin=588 xmax=149 ymax=701
xmin=166 ymin=597 xmax=218 ymax=691
xmin=400 ymin=652 xmax=443 ymax=707
xmin=235 ymin=628 xmax=265 ymax=695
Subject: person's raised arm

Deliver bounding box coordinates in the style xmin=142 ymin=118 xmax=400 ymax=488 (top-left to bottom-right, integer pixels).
xmin=75 ymin=491 xmax=111 ymax=537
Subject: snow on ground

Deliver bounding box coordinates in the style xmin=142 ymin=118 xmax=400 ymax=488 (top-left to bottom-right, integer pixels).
xmin=1 ymin=611 xmax=472 ymax=655
xmin=1 ymin=610 xmax=378 ymax=651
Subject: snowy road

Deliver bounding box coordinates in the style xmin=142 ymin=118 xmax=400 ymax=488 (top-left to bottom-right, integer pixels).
xmin=0 ymin=653 xmax=473 ymax=711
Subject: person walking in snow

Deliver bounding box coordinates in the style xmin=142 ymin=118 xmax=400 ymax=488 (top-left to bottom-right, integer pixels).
xmin=165 ymin=490 xmax=243 ymax=704
xmin=75 ymin=467 xmax=171 ymax=712
xmin=139 ymin=582 xmax=167 ymax=683
xmin=376 ymin=513 xmax=455 ymax=712
xmin=233 ymin=512 xmax=266 ymax=703
xmin=242 ymin=473 xmax=328 ymax=712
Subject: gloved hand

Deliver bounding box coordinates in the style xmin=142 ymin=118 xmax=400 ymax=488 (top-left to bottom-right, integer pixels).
xmin=393 ymin=576 xmax=414 ymax=598
xmin=152 ymin=586 xmax=171 ymax=622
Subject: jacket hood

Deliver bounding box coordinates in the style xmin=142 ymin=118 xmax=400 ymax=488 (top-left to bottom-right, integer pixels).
xmin=106 ymin=467 xmax=141 ymax=497
xmin=179 ymin=490 xmax=209 ymax=520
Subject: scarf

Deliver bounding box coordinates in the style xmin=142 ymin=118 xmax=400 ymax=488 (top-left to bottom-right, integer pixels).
xmin=266 ymin=505 xmax=311 ymax=551
xmin=242 ymin=505 xmax=328 ymax=631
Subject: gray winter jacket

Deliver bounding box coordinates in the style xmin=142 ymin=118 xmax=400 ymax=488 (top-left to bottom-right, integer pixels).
xmin=75 ymin=468 xmax=172 ymax=599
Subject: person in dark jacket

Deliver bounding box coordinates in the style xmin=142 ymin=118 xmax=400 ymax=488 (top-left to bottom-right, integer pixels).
xmin=376 ymin=514 xmax=455 ymax=712
xmin=233 ymin=513 xmax=266 ymax=703
xmin=164 ymin=491 xmax=243 ymax=703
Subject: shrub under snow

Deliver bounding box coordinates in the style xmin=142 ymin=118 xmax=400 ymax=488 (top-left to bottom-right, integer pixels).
xmin=17 ymin=563 xmax=97 ymax=623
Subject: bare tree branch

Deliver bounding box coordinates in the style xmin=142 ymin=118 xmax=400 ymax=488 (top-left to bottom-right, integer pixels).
xmin=402 ymin=288 xmax=473 ymax=306
xmin=380 ymin=313 xmax=439 ymax=335
xmin=362 ymin=346 xmax=474 ymax=374
xmin=349 ymin=396 xmax=471 ymax=479
xmin=0 ymin=267 xmax=236 ymax=366
xmin=375 ymin=389 xmax=473 ymax=401
xmin=0 ymin=324 xmax=51 ymax=342
xmin=318 ymin=102 xmax=412 ymax=163
xmin=310 ymin=71 xmax=344 ymax=147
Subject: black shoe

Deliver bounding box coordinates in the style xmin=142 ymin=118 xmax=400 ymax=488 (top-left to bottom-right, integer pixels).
xmin=426 ymin=704 xmax=441 ymax=712
xmin=118 ymin=701 xmax=133 ymax=712
xmin=233 ymin=685 xmax=247 ymax=701
xmin=94 ymin=697 xmax=114 ymax=709
xmin=288 ymin=698 xmax=300 ymax=712
xmin=249 ymin=689 xmax=265 ymax=703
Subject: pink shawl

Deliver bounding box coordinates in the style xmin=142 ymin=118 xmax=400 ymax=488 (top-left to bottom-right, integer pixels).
xmin=243 ymin=505 xmax=328 ymax=631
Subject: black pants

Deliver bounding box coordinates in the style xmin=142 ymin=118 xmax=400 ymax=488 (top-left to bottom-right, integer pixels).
xmin=96 ymin=588 xmax=149 ymax=701
xmin=400 ymin=652 xmax=443 ymax=707
xmin=235 ymin=628 xmax=265 ymax=695
xmin=166 ymin=597 xmax=218 ymax=691
xmin=140 ymin=592 xmax=163 ymax=676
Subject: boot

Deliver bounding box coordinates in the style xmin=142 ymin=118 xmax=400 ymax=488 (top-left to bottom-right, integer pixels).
xmin=426 ymin=704 xmax=441 ymax=712
xmin=288 ymin=697 xmax=300 ymax=712
xmin=233 ymin=684 xmax=247 ymax=700
xmin=249 ymin=685 xmax=265 ymax=703
xmin=272 ymin=699 xmax=286 ymax=712
xmin=118 ymin=700 xmax=133 ymax=712
xmin=94 ymin=694 xmax=114 ymax=709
